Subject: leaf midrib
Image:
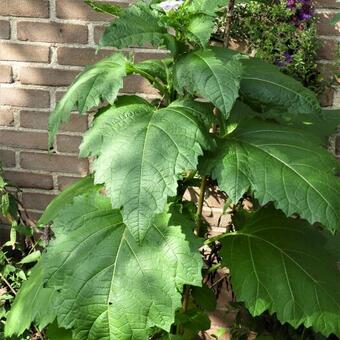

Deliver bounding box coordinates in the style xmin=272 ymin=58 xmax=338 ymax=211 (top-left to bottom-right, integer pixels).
xmin=224 ymin=232 xmax=340 ymax=310
xmin=242 ymin=76 xmax=316 ymax=111
xmin=232 ymin=137 xmax=337 ymax=220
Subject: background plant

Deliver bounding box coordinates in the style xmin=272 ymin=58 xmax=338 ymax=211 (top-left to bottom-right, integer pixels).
xmin=0 ymin=165 xmax=43 ymax=339
xmin=4 ymin=0 xmax=340 ymax=339
xmin=215 ymin=0 xmax=337 ymax=95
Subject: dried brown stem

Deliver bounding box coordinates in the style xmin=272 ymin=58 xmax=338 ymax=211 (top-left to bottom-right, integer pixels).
xmin=223 ymin=0 xmax=236 ymax=47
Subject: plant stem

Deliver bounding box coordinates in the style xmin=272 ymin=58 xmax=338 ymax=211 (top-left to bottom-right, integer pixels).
xmin=195 ymin=176 xmax=207 ymax=236
xmin=0 ymin=273 xmax=17 ymax=296
xmin=223 ymin=0 xmax=236 ymax=47
xmin=182 ymin=285 xmax=191 ymax=312
xmin=178 ymin=285 xmax=191 ymax=335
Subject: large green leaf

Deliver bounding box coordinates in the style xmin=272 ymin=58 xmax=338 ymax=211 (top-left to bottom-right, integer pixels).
xmin=5 ymin=262 xmax=57 ymax=337
xmin=174 ymin=49 xmax=242 ymax=118
xmin=48 ymin=53 xmax=127 ymax=145
xmin=264 ymin=108 xmax=340 ymax=145
xmin=201 ymin=119 xmax=340 ymax=232
xmin=212 ymin=47 xmax=321 ymax=115
xmin=80 ymin=99 xmax=214 ymax=243
xmin=220 ymin=206 xmax=340 ymax=337
xmin=38 ymin=175 xmax=99 ymax=225
xmin=43 ymin=192 xmax=202 ymax=339
xmin=99 ymin=2 xmax=176 ymax=53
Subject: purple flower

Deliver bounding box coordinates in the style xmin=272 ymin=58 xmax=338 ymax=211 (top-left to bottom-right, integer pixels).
xmin=284 ymin=51 xmax=293 ymax=63
xmin=159 ymin=0 xmax=183 ymax=12
xmin=275 ymin=52 xmax=294 ymax=67
xmin=286 ymin=0 xmax=314 ymax=25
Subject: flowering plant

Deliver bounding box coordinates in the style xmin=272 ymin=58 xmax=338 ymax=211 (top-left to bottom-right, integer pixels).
xmin=222 ymin=0 xmax=331 ymax=95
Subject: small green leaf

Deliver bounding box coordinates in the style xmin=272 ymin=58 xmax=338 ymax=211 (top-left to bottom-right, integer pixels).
xmin=19 ymin=251 xmax=41 ymax=264
xmin=186 ymin=15 xmax=215 ymax=47
xmin=48 ymin=53 xmax=127 ymax=145
xmin=220 ymin=206 xmax=340 ymax=337
xmin=84 ymin=0 xmax=122 ymax=16
xmin=99 ymin=2 xmax=177 ymax=53
xmin=5 ymin=262 xmax=57 ymax=337
xmin=133 ymin=58 xmax=172 ymax=85
xmin=188 ymin=0 xmax=226 ymax=15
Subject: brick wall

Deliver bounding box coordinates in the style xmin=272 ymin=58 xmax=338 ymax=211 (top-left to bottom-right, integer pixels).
xmin=0 ymin=0 xmax=339 ymax=222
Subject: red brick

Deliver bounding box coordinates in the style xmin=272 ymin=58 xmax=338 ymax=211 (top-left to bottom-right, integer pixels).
xmin=0 ymin=149 xmax=15 ymax=167
xmin=19 ymin=67 xmax=79 ymax=86
xmin=56 ymin=135 xmax=82 ymax=153
xmin=0 ymin=0 xmax=49 ymax=18
xmin=57 ymin=46 xmax=167 ymax=67
xmin=318 ymin=87 xmax=334 ymax=107
xmin=0 ymin=42 xmax=50 ymax=62
xmin=317 ymin=13 xmax=340 ymax=36
xmin=57 ymin=175 xmax=82 ymax=190
xmin=123 ymin=75 xmax=158 ymax=95
xmin=4 ymin=171 xmax=53 ymax=189
xmin=0 ymin=88 xmax=50 ymax=108
xmin=22 ymin=192 xmax=56 ymax=211
xmin=0 ymin=108 xmax=14 ymax=126
xmin=94 ymin=26 xmax=106 ymax=44
xmin=184 ymin=187 xmax=226 ymax=209
xmin=94 ymin=26 xmax=156 ymax=48
xmin=336 ymin=136 xmax=340 ymax=155
xmin=24 ymin=210 xmax=42 ymax=221
xmin=57 ymin=47 xmax=112 ymax=66
xmin=20 ymin=152 xmax=89 ymax=174
xmin=17 ymin=22 xmax=88 ymax=44
xmin=318 ymin=39 xmax=338 ymax=60
xmin=0 ymin=20 xmax=10 ymax=39
xmin=0 ymin=130 xmax=48 ymax=150
xmin=56 ymin=0 xmax=119 ymax=21
xmin=134 ymin=51 xmax=169 ymax=62
xmin=313 ymin=0 xmax=340 ymax=8
xmin=0 ymin=65 xmax=12 ymax=83
xmin=20 ymin=111 xmax=88 ymax=132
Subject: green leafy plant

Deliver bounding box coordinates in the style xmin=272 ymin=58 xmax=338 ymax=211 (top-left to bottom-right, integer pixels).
xmin=0 ymin=165 xmax=43 ymax=339
xmin=5 ymin=0 xmax=340 ymax=339
xmin=215 ymin=0 xmax=336 ymax=95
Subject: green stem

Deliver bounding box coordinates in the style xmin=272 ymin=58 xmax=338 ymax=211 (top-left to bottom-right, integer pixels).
xmin=195 ymin=176 xmax=207 ymax=236
xmin=130 ymin=65 xmax=170 ymax=103
xmin=300 ymin=328 xmax=306 ymax=340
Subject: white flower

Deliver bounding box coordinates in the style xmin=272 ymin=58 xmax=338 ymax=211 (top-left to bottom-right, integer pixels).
xmin=159 ymin=0 xmax=184 ymax=12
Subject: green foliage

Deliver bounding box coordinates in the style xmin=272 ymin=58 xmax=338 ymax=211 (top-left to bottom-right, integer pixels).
xmin=6 ymin=1 xmax=340 ymax=339
xmin=80 ymin=99 xmax=214 ymax=243
xmin=48 ymin=53 xmax=128 ymax=146
xmin=200 ymin=119 xmax=340 ymax=232
xmin=220 ymin=0 xmax=330 ymax=94
xmin=174 ymin=49 xmax=242 ymax=117
xmin=220 ymin=206 xmax=340 ymax=337
xmin=0 ymin=165 xmax=46 ymax=339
